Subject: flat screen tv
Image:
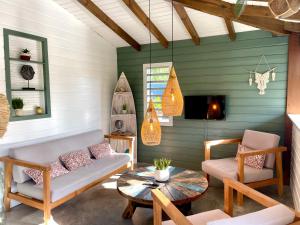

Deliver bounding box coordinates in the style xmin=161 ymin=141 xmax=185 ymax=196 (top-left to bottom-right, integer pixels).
xmin=184 ymin=95 xmax=226 ymax=120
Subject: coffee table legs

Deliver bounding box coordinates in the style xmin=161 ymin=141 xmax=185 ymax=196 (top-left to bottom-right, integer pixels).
xmin=122 ymin=201 xmax=137 ymax=219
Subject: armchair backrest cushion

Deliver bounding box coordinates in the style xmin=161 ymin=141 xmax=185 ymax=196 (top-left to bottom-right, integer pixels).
xmin=207 ymin=204 xmax=295 ymax=225
xmin=241 ymin=130 xmax=280 ymax=169
xmin=10 ymin=130 xmax=104 ymax=183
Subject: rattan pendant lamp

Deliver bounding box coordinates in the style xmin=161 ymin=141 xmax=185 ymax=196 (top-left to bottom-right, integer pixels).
xmin=162 ymin=0 xmax=184 ymax=116
xmin=141 ymin=0 xmax=161 ymax=146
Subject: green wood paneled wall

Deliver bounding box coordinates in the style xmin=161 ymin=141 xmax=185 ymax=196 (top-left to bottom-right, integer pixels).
xmin=117 ymin=31 xmax=288 ymax=170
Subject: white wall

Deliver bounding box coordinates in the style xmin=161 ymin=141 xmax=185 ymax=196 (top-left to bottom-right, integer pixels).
xmin=291 ymin=124 xmax=300 ymax=211
xmin=0 ymin=0 xmax=117 ymax=153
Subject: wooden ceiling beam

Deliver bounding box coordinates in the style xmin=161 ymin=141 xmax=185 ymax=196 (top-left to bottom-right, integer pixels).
xmin=173 ymin=2 xmax=200 ymax=45
xmin=122 ymin=0 xmax=168 ymax=48
xmin=170 ymin=0 xmax=290 ymax=35
xmin=224 ymin=19 xmax=236 ymax=41
xmin=78 ymin=0 xmax=141 ymax=51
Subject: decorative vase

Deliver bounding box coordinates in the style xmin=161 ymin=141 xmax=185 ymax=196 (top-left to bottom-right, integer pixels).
xmin=15 ymin=109 xmax=23 ymax=117
xmin=20 ymin=53 xmax=31 ymax=61
xmin=154 ymin=168 xmax=170 ymax=182
xmin=122 ymin=109 xmax=127 ymax=114
xmin=35 ymin=106 xmax=44 ymax=115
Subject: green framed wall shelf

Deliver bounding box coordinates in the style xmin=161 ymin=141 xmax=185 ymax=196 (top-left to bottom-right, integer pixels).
xmin=3 ymin=28 xmax=51 ymax=121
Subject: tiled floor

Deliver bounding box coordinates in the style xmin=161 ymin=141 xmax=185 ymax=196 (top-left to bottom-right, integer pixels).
xmin=4 ymin=177 xmax=294 ymax=225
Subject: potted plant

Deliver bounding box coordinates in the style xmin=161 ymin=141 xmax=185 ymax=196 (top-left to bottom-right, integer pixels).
xmin=122 ymin=104 xmax=127 ymax=114
xmin=154 ymin=158 xmax=171 ymax=182
xmin=12 ymin=98 xmax=24 ymax=116
xmin=20 ymin=48 xmax=31 ymax=61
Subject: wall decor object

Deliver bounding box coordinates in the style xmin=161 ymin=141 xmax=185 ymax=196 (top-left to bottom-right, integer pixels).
xmin=20 ymin=65 xmax=35 ymax=90
xmin=162 ymin=0 xmax=184 ymax=117
xmin=3 ymin=28 xmax=51 ymax=121
xmin=141 ymin=0 xmax=161 ymax=146
xmin=110 ymin=72 xmax=137 ymax=161
xmin=0 ymin=94 xmax=10 ymax=137
xmin=248 ymin=55 xmax=276 ymax=95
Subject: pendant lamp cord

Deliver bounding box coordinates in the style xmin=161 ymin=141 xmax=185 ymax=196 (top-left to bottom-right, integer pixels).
xmin=172 ymin=0 xmax=174 ymax=64
xmin=149 ymin=0 xmax=152 ymax=100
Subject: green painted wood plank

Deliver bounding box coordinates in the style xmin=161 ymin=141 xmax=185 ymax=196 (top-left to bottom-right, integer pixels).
xmin=117 ymin=30 xmax=288 ymax=169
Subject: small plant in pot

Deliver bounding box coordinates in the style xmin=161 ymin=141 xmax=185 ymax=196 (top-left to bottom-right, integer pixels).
xmin=20 ymin=48 xmax=31 ymax=61
xmin=122 ymin=104 xmax=127 ymax=114
xmin=154 ymin=158 xmax=171 ymax=182
xmin=12 ymin=98 xmax=24 ymax=117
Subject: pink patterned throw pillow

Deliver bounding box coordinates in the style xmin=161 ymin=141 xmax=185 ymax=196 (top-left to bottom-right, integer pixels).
xmin=236 ymin=144 xmax=266 ymax=169
xmin=88 ymin=142 xmax=113 ymax=159
xmin=59 ymin=149 xmax=93 ymax=171
xmin=24 ymin=160 xmax=69 ymax=185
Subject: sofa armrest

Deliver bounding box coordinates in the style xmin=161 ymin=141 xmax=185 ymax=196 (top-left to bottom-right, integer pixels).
xmin=0 ymin=156 xmax=51 ymax=171
xmin=204 ymin=138 xmax=242 ymax=160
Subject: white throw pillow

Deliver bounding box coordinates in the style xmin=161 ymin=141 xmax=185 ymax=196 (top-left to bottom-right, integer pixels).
xmin=207 ymin=204 xmax=295 ymax=225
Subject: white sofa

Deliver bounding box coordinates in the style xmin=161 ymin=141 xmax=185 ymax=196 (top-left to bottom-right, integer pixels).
xmin=1 ymin=130 xmax=134 ymax=225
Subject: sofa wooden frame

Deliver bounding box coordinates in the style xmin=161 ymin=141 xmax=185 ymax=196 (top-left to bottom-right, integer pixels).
xmin=204 ymin=138 xmax=287 ymax=206
xmin=152 ymin=178 xmax=300 ymax=225
xmin=0 ymin=134 xmax=135 ymax=225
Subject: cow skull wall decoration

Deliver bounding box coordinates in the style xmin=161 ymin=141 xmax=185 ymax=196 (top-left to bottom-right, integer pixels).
xmin=248 ymin=55 xmax=276 ymax=95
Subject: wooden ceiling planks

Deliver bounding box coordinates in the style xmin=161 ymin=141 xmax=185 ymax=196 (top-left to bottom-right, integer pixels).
xmin=78 ymin=0 xmax=141 ymax=51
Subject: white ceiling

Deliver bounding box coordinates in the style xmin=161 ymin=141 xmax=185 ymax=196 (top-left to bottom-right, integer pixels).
xmin=52 ymin=0 xmax=267 ymax=48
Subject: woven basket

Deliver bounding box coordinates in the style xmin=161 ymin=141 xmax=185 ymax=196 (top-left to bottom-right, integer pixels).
xmin=269 ymin=0 xmax=300 ymax=19
xmin=0 ymin=94 xmax=10 ymax=137
xmin=141 ymin=100 xmax=161 ymax=146
xmin=162 ymin=66 xmax=184 ymax=116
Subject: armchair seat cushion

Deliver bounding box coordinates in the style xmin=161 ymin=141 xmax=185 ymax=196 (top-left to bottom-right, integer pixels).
xmin=16 ymin=153 xmax=130 ymax=202
xmin=202 ymin=158 xmax=273 ymax=183
xmin=162 ymin=209 xmax=231 ymax=225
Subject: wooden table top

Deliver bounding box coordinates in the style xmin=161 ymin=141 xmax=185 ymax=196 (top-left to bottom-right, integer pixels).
xmin=117 ymin=166 xmax=208 ymax=205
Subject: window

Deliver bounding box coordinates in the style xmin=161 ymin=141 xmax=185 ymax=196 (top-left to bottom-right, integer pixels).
xmin=143 ymin=62 xmax=173 ymax=126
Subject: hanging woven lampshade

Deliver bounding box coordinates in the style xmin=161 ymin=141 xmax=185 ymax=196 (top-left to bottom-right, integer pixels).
xmin=141 ymin=99 xmax=161 ymax=146
xmin=141 ymin=0 xmax=161 ymax=146
xmin=162 ymin=66 xmax=184 ymax=116
xmin=0 ymin=94 xmax=10 ymax=138
xmin=162 ymin=0 xmax=184 ymax=117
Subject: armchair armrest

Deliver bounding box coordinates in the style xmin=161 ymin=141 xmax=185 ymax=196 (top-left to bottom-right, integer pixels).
xmin=236 ymin=146 xmax=287 ymax=158
xmin=204 ymin=138 xmax=242 ymax=160
xmin=151 ymin=189 xmax=192 ymax=225
xmin=0 ymin=156 xmax=51 ymax=171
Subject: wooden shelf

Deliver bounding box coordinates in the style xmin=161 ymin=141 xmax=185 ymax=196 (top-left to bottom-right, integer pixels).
xmin=11 ymin=89 xmax=44 ymax=92
xmin=10 ymin=113 xmax=50 ymax=121
xmin=111 ymin=114 xmax=136 ymax=116
xmin=9 ymin=58 xmax=45 ymax=64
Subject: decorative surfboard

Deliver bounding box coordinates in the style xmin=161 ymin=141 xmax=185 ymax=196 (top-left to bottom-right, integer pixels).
xmin=110 ymin=72 xmax=137 ymax=162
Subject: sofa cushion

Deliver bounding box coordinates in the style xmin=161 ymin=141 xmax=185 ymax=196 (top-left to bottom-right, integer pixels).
xmin=162 ymin=209 xmax=230 ymax=225
xmin=202 ymin=158 xmax=273 ymax=183
xmin=236 ymin=144 xmax=266 ymax=169
xmin=17 ymin=153 xmax=130 ymax=202
xmin=24 ymin=160 xmax=69 ymax=185
xmin=60 ymin=149 xmax=93 ymax=171
xmin=88 ymin=141 xmax=113 ymax=159
xmin=242 ymin=130 xmax=280 ymax=169
xmin=10 ymin=130 xmax=104 ymax=183
xmin=207 ymin=204 xmax=295 ymax=225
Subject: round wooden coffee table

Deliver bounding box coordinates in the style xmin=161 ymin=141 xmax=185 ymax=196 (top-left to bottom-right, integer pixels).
xmin=117 ymin=165 xmax=208 ymax=219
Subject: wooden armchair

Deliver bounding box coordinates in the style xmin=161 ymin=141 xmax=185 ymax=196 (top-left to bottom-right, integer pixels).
xmin=201 ymin=129 xmax=287 ymax=205
xmin=152 ymin=178 xmax=300 ymax=225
